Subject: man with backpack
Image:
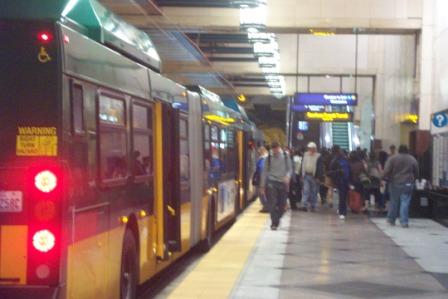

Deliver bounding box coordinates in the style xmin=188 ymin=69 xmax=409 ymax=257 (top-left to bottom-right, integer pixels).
xmin=260 ymin=142 xmax=292 ymax=230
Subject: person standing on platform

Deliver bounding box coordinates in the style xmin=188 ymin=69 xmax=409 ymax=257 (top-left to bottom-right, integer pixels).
xmin=299 ymin=142 xmax=324 ymax=212
xmin=328 ymin=145 xmax=351 ymax=220
xmin=389 ymin=144 xmax=397 ymax=157
xmin=260 ymin=142 xmax=292 ymax=230
xmin=318 ymin=148 xmax=331 ymax=205
xmin=366 ymin=152 xmax=384 ymax=211
xmin=383 ymin=145 xmax=419 ymax=228
xmin=289 ymin=148 xmax=303 ymax=210
xmin=252 ymin=146 xmax=269 ymax=213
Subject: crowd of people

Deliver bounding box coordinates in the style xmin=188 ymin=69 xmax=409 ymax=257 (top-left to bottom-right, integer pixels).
xmin=252 ymin=141 xmax=420 ymax=230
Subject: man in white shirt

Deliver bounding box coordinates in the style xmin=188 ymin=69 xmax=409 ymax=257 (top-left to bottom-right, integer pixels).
xmin=300 ymin=142 xmax=323 ymax=212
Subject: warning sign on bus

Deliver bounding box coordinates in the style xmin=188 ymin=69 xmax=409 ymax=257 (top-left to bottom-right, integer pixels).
xmin=16 ymin=126 xmax=57 ymax=156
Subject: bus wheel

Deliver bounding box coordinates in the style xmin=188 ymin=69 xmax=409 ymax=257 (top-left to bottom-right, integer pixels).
xmin=200 ymin=206 xmax=214 ymax=252
xmin=120 ymin=230 xmax=138 ymax=299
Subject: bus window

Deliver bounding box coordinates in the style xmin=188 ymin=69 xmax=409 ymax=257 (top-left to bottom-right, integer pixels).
xmin=211 ymin=126 xmax=219 ymax=141
xmin=71 ymin=83 xmax=85 ymax=135
xmin=132 ymin=103 xmax=153 ymax=177
xmin=179 ymin=118 xmax=189 ymax=183
xmin=220 ymin=129 xmax=227 ymax=173
xmin=226 ymin=129 xmax=236 ymax=174
xmin=203 ymin=124 xmax=211 ymax=172
xmin=98 ymin=95 xmax=128 ymax=182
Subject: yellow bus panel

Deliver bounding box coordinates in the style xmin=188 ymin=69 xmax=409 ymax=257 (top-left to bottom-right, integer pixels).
xmin=0 ymin=225 xmax=28 ymax=285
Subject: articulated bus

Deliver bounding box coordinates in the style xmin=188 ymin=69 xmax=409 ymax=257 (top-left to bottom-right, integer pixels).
xmin=0 ymin=1 xmax=258 ymax=298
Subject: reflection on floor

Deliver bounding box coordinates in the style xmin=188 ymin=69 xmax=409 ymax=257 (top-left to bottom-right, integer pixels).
xmin=153 ymin=203 xmax=448 ymax=298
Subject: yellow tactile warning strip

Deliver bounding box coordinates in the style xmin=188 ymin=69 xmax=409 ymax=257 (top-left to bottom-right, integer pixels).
xmin=166 ymin=202 xmax=268 ymax=299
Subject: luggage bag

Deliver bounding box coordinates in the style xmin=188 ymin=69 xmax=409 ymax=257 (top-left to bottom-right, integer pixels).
xmin=349 ymin=190 xmax=363 ymax=213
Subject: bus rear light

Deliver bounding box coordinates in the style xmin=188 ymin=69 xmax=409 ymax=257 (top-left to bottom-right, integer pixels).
xmin=38 ymin=32 xmax=52 ymax=42
xmin=34 ymin=170 xmax=57 ymax=193
xmin=32 ymin=229 xmax=55 ymax=253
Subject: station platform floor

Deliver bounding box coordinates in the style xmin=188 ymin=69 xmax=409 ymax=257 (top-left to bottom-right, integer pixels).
xmin=154 ymin=202 xmax=448 ymax=299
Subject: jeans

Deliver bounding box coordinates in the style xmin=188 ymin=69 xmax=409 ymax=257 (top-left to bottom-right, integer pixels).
xmin=289 ymin=174 xmax=302 ymax=207
xmin=266 ymin=180 xmax=288 ymax=226
xmin=388 ymin=183 xmax=414 ymax=225
xmin=302 ymin=174 xmax=318 ymax=209
xmin=337 ymin=185 xmax=349 ymax=216
xmin=367 ymin=187 xmax=384 ymax=209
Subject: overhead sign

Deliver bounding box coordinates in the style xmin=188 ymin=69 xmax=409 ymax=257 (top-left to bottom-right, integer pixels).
xmin=305 ymin=112 xmax=353 ymax=122
xmin=432 ymin=112 xmax=448 ymax=128
xmin=291 ymin=105 xmax=326 ymax=112
xmin=295 ymin=93 xmax=358 ymax=106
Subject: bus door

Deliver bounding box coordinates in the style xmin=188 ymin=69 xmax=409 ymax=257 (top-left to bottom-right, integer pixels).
xmin=154 ymin=102 xmax=181 ymax=258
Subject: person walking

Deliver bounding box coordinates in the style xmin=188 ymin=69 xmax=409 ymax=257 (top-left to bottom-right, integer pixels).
xmin=349 ymin=151 xmax=369 ymax=212
xmin=389 ymin=144 xmax=397 ymax=157
xmin=260 ymin=142 xmax=293 ymax=230
xmin=300 ymin=142 xmax=324 ymax=212
xmin=252 ymin=146 xmax=269 ymax=213
xmin=366 ymin=152 xmax=384 ymax=211
xmin=383 ymin=145 xmax=419 ymax=228
xmin=289 ymin=148 xmax=303 ymax=210
xmin=319 ymin=148 xmax=331 ymax=206
xmin=328 ymin=145 xmax=351 ymax=220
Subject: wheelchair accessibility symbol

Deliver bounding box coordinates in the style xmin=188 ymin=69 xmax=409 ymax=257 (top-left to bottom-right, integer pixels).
xmin=38 ymin=47 xmax=52 ymax=63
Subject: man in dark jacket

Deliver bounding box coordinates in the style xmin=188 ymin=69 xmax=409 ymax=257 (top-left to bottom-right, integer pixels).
xmin=328 ymin=145 xmax=351 ymax=220
xmin=383 ymin=145 xmax=419 ymax=227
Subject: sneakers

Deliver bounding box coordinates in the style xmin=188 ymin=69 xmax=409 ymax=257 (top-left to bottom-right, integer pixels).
xmin=270 ymin=225 xmax=278 ymax=231
xmin=387 ymin=219 xmax=396 ymax=226
xmin=401 ymin=223 xmax=409 ymax=228
xmin=339 ymin=215 xmax=346 ymax=220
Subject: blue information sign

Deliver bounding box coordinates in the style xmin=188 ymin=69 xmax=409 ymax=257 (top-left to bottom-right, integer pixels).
xmin=432 ymin=112 xmax=448 ymax=128
xmin=291 ymin=104 xmax=326 ymax=112
xmin=294 ymin=93 xmax=358 ymax=106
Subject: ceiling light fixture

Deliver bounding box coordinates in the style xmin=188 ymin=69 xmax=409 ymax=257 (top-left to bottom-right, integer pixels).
xmin=231 ymin=0 xmax=266 ymax=8
xmin=240 ymin=4 xmax=267 ymax=32
xmin=237 ymin=1 xmax=286 ymax=98
xmin=309 ymin=29 xmax=336 ymax=36
xmin=247 ymin=32 xmax=274 ymax=43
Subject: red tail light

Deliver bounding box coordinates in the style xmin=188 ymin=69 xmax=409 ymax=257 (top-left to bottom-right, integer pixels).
xmin=34 ymin=170 xmax=57 ymax=193
xmin=38 ymin=32 xmax=52 ymax=42
xmin=32 ymin=229 xmax=56 ymax=253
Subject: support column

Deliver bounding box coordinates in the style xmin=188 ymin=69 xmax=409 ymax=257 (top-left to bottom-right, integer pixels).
xmin=419 ymin=0 xmax=435 ymax=130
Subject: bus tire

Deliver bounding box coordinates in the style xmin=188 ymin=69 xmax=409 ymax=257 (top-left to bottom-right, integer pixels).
xmin=120 ymin=229 xmax=138 ymax=299
xmin=200 ymin=202 xmax=215 ymax=252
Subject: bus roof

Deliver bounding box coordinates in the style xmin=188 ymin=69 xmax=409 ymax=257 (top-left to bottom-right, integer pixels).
xmin=0 ymin=0 xmax=161 ymax=72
